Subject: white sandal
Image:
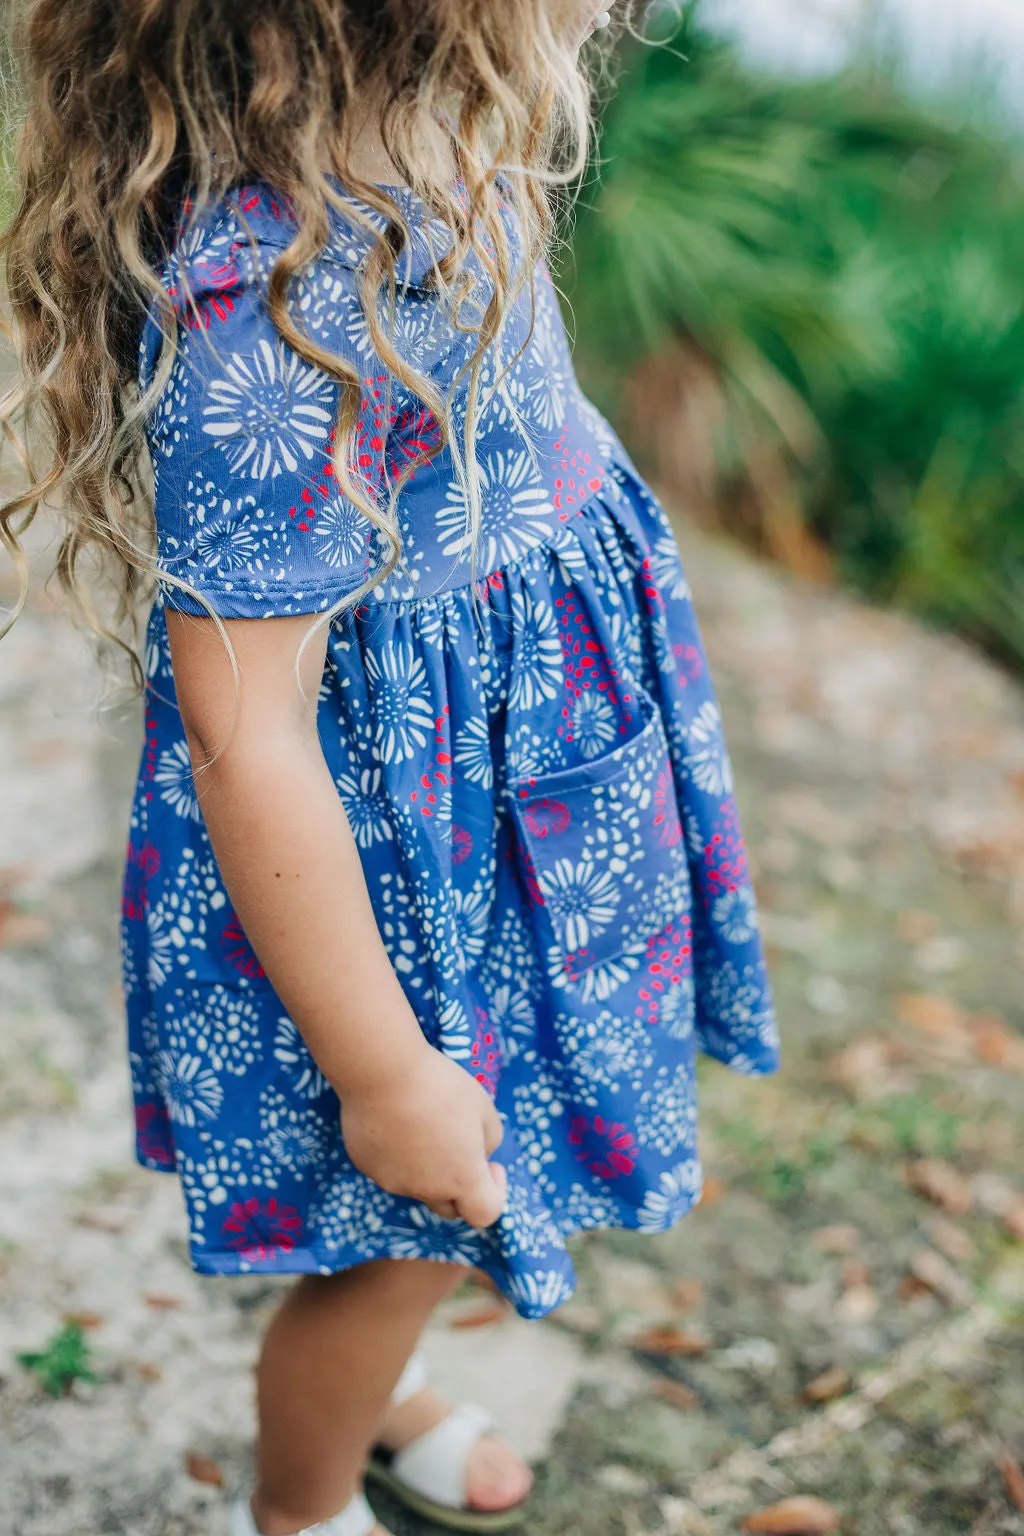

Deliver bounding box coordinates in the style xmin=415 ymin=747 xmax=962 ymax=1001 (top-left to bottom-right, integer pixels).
xmin=364 ymin=1351 xmax=530 ymax=1533
xmin=230 ymin=1490 xmax=377 ymax=1536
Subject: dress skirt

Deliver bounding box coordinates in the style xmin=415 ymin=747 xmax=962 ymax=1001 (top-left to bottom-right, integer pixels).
xmin=122 ymin=458 xmax=779 ymax=1320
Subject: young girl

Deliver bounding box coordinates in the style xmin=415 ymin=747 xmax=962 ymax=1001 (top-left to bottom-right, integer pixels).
xmin=1 ymin=2 xmax=779 ymax=1533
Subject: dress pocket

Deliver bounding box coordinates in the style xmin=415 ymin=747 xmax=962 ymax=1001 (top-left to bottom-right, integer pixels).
xmin=510 ymin=707 xmax=691 ymax=978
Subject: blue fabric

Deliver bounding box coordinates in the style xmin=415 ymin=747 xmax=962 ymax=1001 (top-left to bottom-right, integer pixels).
xmin=122 ymin=183 xmax=779 ymax=1320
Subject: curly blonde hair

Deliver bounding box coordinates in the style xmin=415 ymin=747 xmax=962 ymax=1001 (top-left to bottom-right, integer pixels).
xmin=0 ymin=0 xmax=622 ymax=682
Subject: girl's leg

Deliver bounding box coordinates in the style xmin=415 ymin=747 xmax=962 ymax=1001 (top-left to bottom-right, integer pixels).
xmin=251 ymin=1257 xmax=462 ymax=1536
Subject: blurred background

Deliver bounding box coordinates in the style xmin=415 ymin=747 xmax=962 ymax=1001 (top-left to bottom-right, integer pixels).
xmin=2 ymin=3 xmax=1024 ymax=1534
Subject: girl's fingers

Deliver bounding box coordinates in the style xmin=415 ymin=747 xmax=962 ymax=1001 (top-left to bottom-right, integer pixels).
xmin=482 ymin=1103 xmax=505 ymax=1157
xmin=454 ymin=1162 xmax=508 ymax=1229
xmin=425 ymin=1198 xmax=460 ymax=1220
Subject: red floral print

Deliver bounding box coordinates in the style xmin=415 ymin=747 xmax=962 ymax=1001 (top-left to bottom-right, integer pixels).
xmin=568 ymin=1115 xmax=637 ymax=1179
xmin=222 ymin=1197 xmax=304 ymax=1263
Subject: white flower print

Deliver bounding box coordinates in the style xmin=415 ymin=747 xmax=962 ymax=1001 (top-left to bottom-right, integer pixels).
xmin=193 ymin=513 xmax=260 ymax=574
xmin=312 ymin=1171 xmax=393 ymax=1248
xmin=273 ymin=1017 xmax=329 ymax=1099
xmin=509 ymin=589 xmax=562 ymax=711
xmin=365 ymin=643 xmax=436 ymax=763
xmin=635 ymin=1064 xmax=698 ymax=1156
xmin=453 ymin=715 xmax=494 ymax=789
xmin=435 ymin=997 xmax=473 ymax=1058
xmin=571 ymin=690 xmax=617 ymax=760
xmin=202 ymin=338 xmax=335 ymax=479
xmin=154 ymin=741 xmax=200 ymax=822
xmin=538 ymin=856 xmax=620 ymax=955
xmin=524 ymin=325 xmax=568 ymax=432
xmin=547 ymin=942 xmax=642 ymax=1004
xmin=437 ymin=449 xmax=554 ymax=568
xmin=259 ymin=1088 xmax=328 ymax=1172
xmin=635 ymin=1160 xmax=703 ymax=1233
xmin=681 ymin=701 xmax=733 ymax=797
xmin=703 ymin=963 xmax=780 ymax=1054
xmin=155 ymin=1050 xmax=223 ymax=1126
xmin=336 ymin=766 xmax=394 ymax=848
xmin=557 ymin=1183 xmax=625 ymax=1230
xmin=711 ymin=883 xmax=758 ymax=944
xmin=658 ymin=977 xmax=696 ymax=1041
xmin=382 ymin=1205 xmax=482 ymax=1265
xmin=566 ymin=1010 xmax=651 ymax=1094
xmin=648 ymin=533 xmax=693 ymax=603
xmin=506 ymin=1268 xmax=573 ymax=1318
xmin=512 ymin=1074 xmax=563 ymax=1182
xmin=487 ymin=984 xmax=536 ymax=1048
xmin=311 ymin=496 xmax=369 ymax=571
xmin=169 ymin=985 xmax=265 ymax=1076
xmin=452 ymin=886 xmax=491 ymax=965
xmin=145 ymin=906 xmax=178 ymax=990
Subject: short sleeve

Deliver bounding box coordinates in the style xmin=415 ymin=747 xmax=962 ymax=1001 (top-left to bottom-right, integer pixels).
xmin=143 ymin=194 xmax=390 ymax=619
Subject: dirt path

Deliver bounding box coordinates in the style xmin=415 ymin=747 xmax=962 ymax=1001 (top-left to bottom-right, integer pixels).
xmin=2 ymin=513 xmax=1023 ymax=1536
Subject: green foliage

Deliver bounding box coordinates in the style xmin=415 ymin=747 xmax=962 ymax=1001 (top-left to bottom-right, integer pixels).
xmin=18 ymin=1322 xmax=100 ymax=1398
xmin=715 ymin=1117 xmax=840 ymax=1205
xmin=565 ymin=5 xmax=1024 ymax=669
xmin=861 ymin=1090 xmax=963 ymax=1158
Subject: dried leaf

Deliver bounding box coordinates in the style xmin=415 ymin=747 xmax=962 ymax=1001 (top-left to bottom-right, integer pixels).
xmin=0 ymin=863 xmax=33 ymax=899
xmin=63 ymin=1311 xmax=103 ymax=1331
xmin=998 ymin=1452 xmax=1024 ymax=1511
xmin=0 ymin=911 xmax=54 ymax=948
xmin=1002 ymin=1198 xmax=1024 ymax=1244
xmin=926 ymin=1215 xmax=974 ymax=1263
xmin=895 ymin=910 xmax=941 ymax=943
xmin=143 ymin=1292 xmax=182 ymax=1311
xmin=137 ymin=1362 xmax=163 ymax=1382
xmin=630 ymin=1325 xmax=711 ymax=1358
xmin=449 ymin=1301 xmax=509 ymax=1330
xmin=834 ymin=1284 xmax=878 ymax=1325
xmin=829 ymin=1036 xmax=894 ymax=1100
xmin=802 ymin=1365 xmax=852 ymax=1404
xmin=810 ymin=1225 xmax=860 ymax=1256
xmin=652 ymin=1377 xmax=700 ymax=1411
xmin=895 ymin=993 xmax=967 ymax=1041
xmin=743 ymin=1495 xmax=841 ymax=1533
xmin=906 ymin=1158 xmax=973 ymax=1217
xmin=841 ymin=1259 xmax=870 ymax=1288
xmin=73 ymin=1207 xmax=129 ymax=1234
xmin=908 ymin=1249 xmax=973 ymax=1308
xmin=672 ymin=1278 xmax=705 ymax=1311
xmin=698 ymin=1175 xmax=727 ymax=1209
xmin=899 ymin=1273 xmax=933 ymax=1303
xmin=185 ymin=1453 xmax=224 ymax=1488
xmin=969 ymin=1015 xmax=1024 ymax=1073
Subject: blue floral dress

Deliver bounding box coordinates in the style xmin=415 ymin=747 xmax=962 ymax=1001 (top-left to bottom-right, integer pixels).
xmin=122 ymin=183 xmax=779 ymax=1320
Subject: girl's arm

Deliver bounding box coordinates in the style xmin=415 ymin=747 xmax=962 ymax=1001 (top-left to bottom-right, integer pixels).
xmin=166 ymin=608 xmax=507 ymax=1230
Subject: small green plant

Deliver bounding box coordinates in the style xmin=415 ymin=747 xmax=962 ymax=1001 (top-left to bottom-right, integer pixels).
xmin=18 ymin=1322 xmax=100 ymax=1398
xmin=875 ymin=1091 xmax=963 ymax=1157
xmin=715 ymin=1118 xmax=839 ymax=1204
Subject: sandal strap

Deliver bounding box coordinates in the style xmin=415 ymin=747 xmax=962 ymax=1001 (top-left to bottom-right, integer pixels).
xmin=390 ymin=1347 xmax=430 ymax=1407
xmin=231 ymin=1492 xmax=377 ymax=1536
xmin=389 ymin=1401 xmax=496 ymax=1510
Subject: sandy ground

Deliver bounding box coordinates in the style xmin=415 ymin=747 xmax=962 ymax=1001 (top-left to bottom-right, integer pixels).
xmin=2 ymin=509 xmax=1024 ymax=1536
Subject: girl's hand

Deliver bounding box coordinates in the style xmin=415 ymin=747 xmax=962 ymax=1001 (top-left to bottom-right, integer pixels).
xmin=340 ymin=1047 xmax=508 ymax=1229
